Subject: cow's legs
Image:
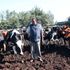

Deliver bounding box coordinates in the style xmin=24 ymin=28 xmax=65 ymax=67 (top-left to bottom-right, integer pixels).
xmin=16 ymin=40 xmax=24 ymax=55
xmin=13 ymin=46 xmax=17 ymax=54
xmin=3 ymin=43 xmax=6 ymax=52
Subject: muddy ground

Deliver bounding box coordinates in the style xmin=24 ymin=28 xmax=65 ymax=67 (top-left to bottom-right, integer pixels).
xmin=0 ymin=44 xmax=70 ymax=70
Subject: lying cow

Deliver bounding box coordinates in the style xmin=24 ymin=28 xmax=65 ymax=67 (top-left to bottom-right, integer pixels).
xmin=2 ymin=29 xmax=24 ymax=55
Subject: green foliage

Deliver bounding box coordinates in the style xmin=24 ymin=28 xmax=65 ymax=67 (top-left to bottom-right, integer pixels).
xmin=0 ymin=7 xmax=54 ymax=29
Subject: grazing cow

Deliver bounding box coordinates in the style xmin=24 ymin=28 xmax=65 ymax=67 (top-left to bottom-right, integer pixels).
xmin=3 ymin=29 xmax=24 ymax=55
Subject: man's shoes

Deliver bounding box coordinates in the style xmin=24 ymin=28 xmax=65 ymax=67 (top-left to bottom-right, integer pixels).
xmin=30 ymin=57 xmax=43 ymax=62
xmin=38 ymin=57 xmax=43 ymax=62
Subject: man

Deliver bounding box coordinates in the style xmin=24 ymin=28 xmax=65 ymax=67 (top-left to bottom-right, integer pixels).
xmin=26 ymin=18 xmax=43 ymax=62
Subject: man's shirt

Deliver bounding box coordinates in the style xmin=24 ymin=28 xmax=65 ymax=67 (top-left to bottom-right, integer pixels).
xmin=26 ymin=23 xmax=43 ymax=42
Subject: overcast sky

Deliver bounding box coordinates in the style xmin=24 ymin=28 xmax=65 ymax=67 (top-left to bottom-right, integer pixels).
xmin=0 ymin=0 xmax=70 ymax=22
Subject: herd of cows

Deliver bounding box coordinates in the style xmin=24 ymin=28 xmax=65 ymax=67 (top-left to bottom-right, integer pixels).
xmin=0 ymin=25 xmax=70 ymax=55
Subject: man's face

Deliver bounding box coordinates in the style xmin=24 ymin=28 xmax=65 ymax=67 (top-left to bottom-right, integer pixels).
xmin=32 ymin=18 xmax=37 ymax=24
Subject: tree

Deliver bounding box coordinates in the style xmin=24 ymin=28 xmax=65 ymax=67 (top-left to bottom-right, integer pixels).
xmin=0 ymin=7 xmax=54 ymax=29
xmin=30 ymin=7 xmax=54 ymax=26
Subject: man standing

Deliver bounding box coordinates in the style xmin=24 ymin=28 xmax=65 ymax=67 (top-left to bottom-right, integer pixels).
xmin=26 ymin=18 xmax=43 ymax=62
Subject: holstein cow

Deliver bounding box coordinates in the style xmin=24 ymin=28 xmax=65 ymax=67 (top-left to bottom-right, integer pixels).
xmin=49 ymin=26 xmax=70 ymax=47
xmin=44 ymin=27 xmax=59 ymax=41
xmin=51 ymin=27 xmax=59 ymax=41
xmin=44 ymin=26 xmax=60 ymax=46
xmin=2 ymin=29 xmax=24 ymax=55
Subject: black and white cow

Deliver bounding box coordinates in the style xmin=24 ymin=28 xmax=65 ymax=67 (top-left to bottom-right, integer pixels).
xmin=44 ymin=27 xmax=58 ymax=41
xmin=4 ymin=29 xmax=24 ymax=55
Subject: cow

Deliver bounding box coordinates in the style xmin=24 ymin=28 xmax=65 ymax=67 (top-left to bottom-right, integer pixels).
xmin=2 ymin=29 xmax=24 ymax=55
xmin=48 ymin=25 xmax=70 ymax=47
xmin=44 ymin=26 xmax=59 ymax=41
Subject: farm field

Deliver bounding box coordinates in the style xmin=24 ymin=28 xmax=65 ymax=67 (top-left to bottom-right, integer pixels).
xmin=0 ymin=45 xmax=70 ymax=70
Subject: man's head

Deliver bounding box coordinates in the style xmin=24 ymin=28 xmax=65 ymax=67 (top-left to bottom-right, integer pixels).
xmin=32 ymin=18 xmax=37 ymax=24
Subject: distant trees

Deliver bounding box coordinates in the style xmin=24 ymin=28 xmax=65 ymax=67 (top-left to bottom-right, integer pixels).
xmin=0 ymin=7 xmax=54 ymax=29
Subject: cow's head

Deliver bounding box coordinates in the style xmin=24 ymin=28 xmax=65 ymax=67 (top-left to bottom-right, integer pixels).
xmin=51 ymin=31 xmax=58 ymax=41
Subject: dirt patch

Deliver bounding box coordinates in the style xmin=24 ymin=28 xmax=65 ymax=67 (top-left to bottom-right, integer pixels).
xmin=0 ymin=45 xmax=70 ymax=70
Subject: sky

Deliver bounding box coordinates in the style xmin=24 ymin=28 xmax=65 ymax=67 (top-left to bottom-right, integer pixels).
xmin=0 ymin=0 xmax=70 ymax=22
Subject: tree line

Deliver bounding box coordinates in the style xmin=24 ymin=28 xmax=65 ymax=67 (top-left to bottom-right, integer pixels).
xmin=0 ymin=7 xmax=54 ymax=29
